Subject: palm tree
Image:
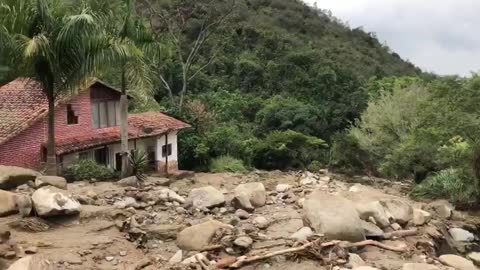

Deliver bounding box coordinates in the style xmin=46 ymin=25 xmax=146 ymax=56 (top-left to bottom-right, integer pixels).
xmin=0 ymin=0 xmax=110 ymax=175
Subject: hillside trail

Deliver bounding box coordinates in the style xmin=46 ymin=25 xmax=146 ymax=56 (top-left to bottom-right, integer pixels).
xmin=1 ymin=170 xmax=480 ymax=270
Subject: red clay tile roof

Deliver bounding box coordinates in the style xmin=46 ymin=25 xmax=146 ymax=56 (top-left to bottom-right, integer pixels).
xmin=0 ymin=78 xmax=190 ymax=153
xmin=55 ymin=112 xmax=190 ymax=155
xmin=0 ymin=78 xmax=48 ymax=145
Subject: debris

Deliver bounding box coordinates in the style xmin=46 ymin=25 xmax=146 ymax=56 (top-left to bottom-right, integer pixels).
xmin=176 ymin=220 xmax=233 ymax=251
xmin=413 ymin=209 xmax=431 ymax=226
xmin=0 ymin=190 xmax=18 ymax=217
xmin=169 ymin=250 xmax=183 ymax=264
xmin=276 ymin=184 xmax=291 ymax=193
xmin=234 ymin=236 xmax=253 ymax=249
xmin=380 ymin=199 xmax=413 ymax=225
xmin=235 ymin=209 xmax=249 ymax=220
xmin=233 ymin=183 xmax=266 ymax=211
xmin=253 ymin=216 xmax=269 ymax=229
xmin=290 ymin=227 xmax=314 ymax=241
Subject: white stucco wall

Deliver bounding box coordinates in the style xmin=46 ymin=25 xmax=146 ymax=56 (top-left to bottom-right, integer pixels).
xmin=60 ymin=131 xmax=178 ymax=170
xmin=156 ymin=131 xmax=178 ymax=162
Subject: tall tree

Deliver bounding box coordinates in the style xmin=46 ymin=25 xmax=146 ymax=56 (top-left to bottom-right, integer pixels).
xmin=0 ymin=0 xmax=109 ymax=174
xmin=81 ymin=0 xmax=150 ymax=178
xmin=137 ymin=0 xmax=236 ymax=112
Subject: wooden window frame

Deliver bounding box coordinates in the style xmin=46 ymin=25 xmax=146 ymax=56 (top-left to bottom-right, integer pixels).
xmin=66 ymin=104 xmax=79 ymax=125
xmin=91 ymin=100 xmax=118 ymax=129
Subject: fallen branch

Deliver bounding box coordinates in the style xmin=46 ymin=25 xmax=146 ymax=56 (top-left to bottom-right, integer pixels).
xmin=229 ymin=238 xmax=407 ymax=268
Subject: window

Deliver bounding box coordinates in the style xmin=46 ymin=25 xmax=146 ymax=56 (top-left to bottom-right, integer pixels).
xmin=41 ymin=146 xmax=47 ymax=162
xmin=91 ymin=101 xmax=119 ymax=129
xmin=79 ymin=151 xmax=90 ymax=160
xmin=94 ymin=148 xmax=108 ymax=166
xmin=162 ymin=144 xmax=172 ymax=157
xmin=67 ymin=104 xmax=78 ymax=125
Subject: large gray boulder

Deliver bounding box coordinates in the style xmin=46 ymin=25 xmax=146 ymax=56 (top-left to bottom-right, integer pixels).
xmin=176 ymin=220 xmax=233 ymax=251
xmin=303 ymin=191 xmax=365 ymax=242
xmin=380 ymin=199 xmax=412 ymax=225
xmin=0 ymin=190 xmax=18 ymax=216
xmin=35 ymin=176 xmax=67 ymax=190
xmin=0 ymin=166 xmax=40 ymax=190
xmin=32 ymin=186 xmax=81 ymax=217
xmin=233 ymin=182 xmax=266 ymax=211
xmin=187 ymin=186 xmax=225 ymax=209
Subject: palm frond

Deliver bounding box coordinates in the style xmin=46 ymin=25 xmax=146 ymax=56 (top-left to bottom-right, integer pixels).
xmin=21 ymin=33 xmax=51 ymax=60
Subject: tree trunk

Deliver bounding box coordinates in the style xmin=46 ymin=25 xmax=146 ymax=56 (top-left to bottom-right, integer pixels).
xmin=178 ymin=64 xmax=188 ymax=113
xmin=45 ymin=94 xmax=57 ymax=175
xmin=120 ymin=69 xmax=129 ymax=178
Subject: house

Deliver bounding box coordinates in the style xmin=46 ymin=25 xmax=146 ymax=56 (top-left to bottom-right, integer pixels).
xmin=0 ymin=78 xmax=190 ymax=173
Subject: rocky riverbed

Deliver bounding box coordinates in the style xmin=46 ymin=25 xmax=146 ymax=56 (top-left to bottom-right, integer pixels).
xmin=1 ymin=166 xmax=480 ymax=270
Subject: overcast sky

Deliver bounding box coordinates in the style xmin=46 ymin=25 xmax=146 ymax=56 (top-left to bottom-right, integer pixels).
xmin=303 ymin=0 xmax=480 ymax=76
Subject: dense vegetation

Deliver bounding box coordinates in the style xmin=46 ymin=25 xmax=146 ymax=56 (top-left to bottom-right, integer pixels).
xmin=2 ymin=0 xmax=479 ymax=206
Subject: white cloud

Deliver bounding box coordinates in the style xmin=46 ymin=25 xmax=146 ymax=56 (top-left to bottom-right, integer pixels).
xmin=303 ymin=0 xmax=480 ymax=75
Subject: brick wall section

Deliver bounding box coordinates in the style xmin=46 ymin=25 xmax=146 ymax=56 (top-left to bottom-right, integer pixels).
xmin=0 ymin=87 xmax=120 ymax=170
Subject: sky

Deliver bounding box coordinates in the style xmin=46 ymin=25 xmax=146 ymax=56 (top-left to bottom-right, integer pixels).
xmin=303 ymin=0 xmax=480 ymax=76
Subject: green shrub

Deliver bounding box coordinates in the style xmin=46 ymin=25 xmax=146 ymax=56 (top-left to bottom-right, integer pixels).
xmin=129 ymin=149 xmax=148 ymax=181
xmin=329 ymin=132 xmax=369 ymax=174
xmin=210 ymin=156 xmax=247 ymax=173
xmin=307 ymin=160 xmax=322 ymax=172
xmin=63 ymin=159 xmax=115 ymax=182
xmin=253 ymin=130 xmax=327 ymax=170
xmin=410 ymin=169 xmax=478 ymax=206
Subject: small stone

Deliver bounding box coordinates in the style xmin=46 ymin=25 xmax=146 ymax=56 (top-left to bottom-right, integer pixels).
xmin=439 ymin=254 xmax=476 ymax=270
xmin=391 ymin=223 xmax=402 ymax=231
xmin=105 ymin=256 xmax=115 ymax=262
xmin=234 ymin=236 xmax=253 ymax=249
xmin=119 ymin=251 xmax=127 ymax=257
xmin=253 ymin=216 xmax=269 ymax=229
xmin=290 ymin=227 xmax=314 ymax=241
xmin=353 ymin=267 xmax=379 ymax=270
xmin=449 ymin=228 xmax=475 ymax=242
xmin=235 ymin=209 xmax=250 ymax=219
xmin=216 ymin=256 xmax=237 ymax=268
xmin=413 ymin=209 xmax=432 ymax=226
xmin=182 ymin=253 xmax=208 ymax=264
xmin=219 ymin=207 xmax=228 ymax=215
xmin=169 ymin=250 xmax=183 ymax=264
xmin=134 ymin=258 xmax=152 ymax=269
xmin=296 ymin=198 xmax=305 ymax=208
xmin=276 ymin=184 xmax=291 ymax=193
xmin=176 ymin=207 xmax=187 ymax=214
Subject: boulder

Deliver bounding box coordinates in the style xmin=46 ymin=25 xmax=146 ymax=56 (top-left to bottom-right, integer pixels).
xmin=413 ymin=209 xmax=432 ymax=226
xmin=0 ymin=190 xmax=18 ymax=216
xmin=380 ymin=199 xmax=412 ymax=225
xmin=187 ymin=186 xmax=225 ymax=209
xmin=117 ymin=176 xmax=139 ymax=187
xmin=0 ymin=166 xmax=40 ymax=190
xmin=303 ymin=191 xmax=365 ymax=242
xmin=235 ymin=209 xmax=250 ymax=219
xmin=449 ymin=228 xmax=475 ymax=242
xmin=114 ymin=197 xmax=138 ymax=209
xmin=31 ymin=186 xmax=81 ymax=217
xmin=276 ymin=184 xmax=292 ymax=193
xmin=402 ymin=263 xmax=439 ymax=270
xmin=467 ymin=252 xmax=480 ymax=266
xmin=176 ymin=220 xmax=233 ymax=251
xmin=439 ymin=254 xmax=477 ymax=270
xmin=35 ymin=176 xmax=67 ymax=190
xmin=428 ymin=200 xmax=454 ymax=219
xmin=233 ymin=182 xmax=266 ymax=211
xmin=7 ymin=255 xmax=52 ymax=270
xmin=290 ymin=227 xmax=314 ymax=241
xmin=355 ymin=201 xmax=391 ymax=228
